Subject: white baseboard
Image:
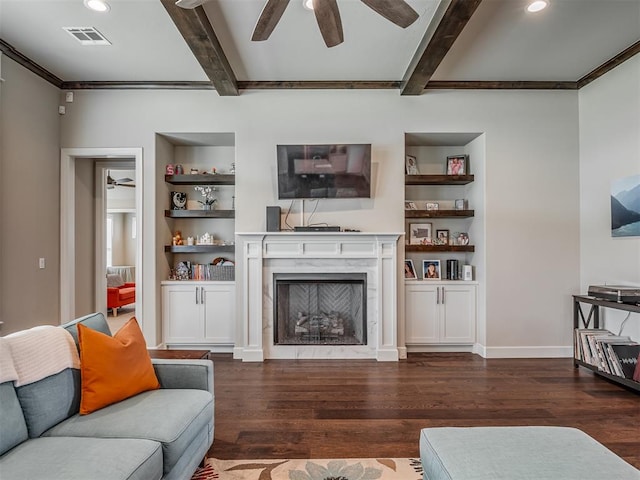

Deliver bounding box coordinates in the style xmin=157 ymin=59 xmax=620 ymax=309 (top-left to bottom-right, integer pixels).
xmin=376 ymin=348 xmax=400 ymax=362
xmin=481 ymin=345 xmax=573 ymax=358
xmin=237 ymin=347 xmax=265 ymax=362
xmin=405 ymin=344 xmax=573 ymax=358
xmin=406 ymin=344 xmax=475 ymax=353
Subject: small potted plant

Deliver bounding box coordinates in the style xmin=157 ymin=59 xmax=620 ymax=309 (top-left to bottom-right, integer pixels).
xmin=194 ymin=186 xmax=217 ymax=210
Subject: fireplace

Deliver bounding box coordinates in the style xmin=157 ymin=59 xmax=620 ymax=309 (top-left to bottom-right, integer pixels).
xmin=235 ymin=232 xmax=401 ymax=361
xmin=273 ymin=273 xmax=367 ymax=346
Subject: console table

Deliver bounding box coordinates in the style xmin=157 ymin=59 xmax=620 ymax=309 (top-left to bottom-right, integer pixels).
xmin=573 ymin=295 xmax=640 ymax=392
xmin=147 ymin=349 xmax=210 ymax=360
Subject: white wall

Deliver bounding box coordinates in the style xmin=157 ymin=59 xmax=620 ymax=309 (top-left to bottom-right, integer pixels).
xmin=579 ymin=55 xmax=640 ymax=341
xmin=0 ymin=57 xmax=61 ymax=334
xmin=58 ymin=87 xmax=580 ymax=353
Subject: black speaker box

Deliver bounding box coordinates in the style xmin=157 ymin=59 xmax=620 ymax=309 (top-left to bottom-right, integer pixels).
xmin=266 ymin=206 xmax=281 ymax=232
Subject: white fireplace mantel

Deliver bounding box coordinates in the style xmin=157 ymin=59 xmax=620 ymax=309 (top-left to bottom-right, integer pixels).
xmin=235 ymin=232 xmax=402 ymax=362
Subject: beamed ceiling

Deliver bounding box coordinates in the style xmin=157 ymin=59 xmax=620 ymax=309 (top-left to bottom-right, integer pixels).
xmin=0 ymin=0 xmax=639 ymax=96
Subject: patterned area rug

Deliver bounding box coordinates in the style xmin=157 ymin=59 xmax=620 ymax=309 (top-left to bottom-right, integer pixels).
xmin=192 ymin=458 xmax=423 ymax=480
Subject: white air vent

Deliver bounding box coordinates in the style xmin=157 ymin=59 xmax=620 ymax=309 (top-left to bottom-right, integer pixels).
xmin=63 ymin=27 xmax=111 ymax=45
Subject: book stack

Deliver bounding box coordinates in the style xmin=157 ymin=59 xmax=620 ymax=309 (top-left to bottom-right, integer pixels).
xmin=575 ymin=329 xmax=640 ymax=380
xmin=189 ymin=263 xmax=235 ymax=281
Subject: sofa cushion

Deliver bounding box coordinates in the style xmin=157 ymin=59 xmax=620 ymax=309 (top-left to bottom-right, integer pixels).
xmin=15 ymin=368 xmax=80 ymax=438
xmin=77 ymin=318 xmax=159 ymax=414
xmin=107 ymin=273 xmax=125 ymax=287
xmin=62 ymin=312 xmax=112 ymax=346
xmin=118 ymin=287 xmax=136 ymax=301
xmin=0 ymin=382 xmax=29 ymax=456
xmin=0 ymin=436 xmax=162 ymax=480
xmin=44 ymin=388 xmax=213 ymax=476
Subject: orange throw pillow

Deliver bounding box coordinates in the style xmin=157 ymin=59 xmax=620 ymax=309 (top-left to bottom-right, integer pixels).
xmin=77 ymin=317 xmax=160 ymax=415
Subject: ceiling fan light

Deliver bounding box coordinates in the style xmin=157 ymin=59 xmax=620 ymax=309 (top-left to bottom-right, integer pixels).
xmin=526 ymin=1 xmax=548 ymax=13
xmin=303 ymin=0 xmax=314 ymax=11
xmin=84 ymin=0 xmax=110 ymax=13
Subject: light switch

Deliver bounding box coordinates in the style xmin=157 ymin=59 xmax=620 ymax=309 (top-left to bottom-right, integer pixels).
xmin=39 ymin=258 xmax=45 ymax=269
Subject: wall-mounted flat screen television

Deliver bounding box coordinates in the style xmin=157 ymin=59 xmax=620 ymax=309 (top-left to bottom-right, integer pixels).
xmin=277 ymin=144 xmax=372 ymax=199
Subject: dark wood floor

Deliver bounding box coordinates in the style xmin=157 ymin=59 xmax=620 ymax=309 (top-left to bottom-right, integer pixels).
xmin=207 ymin=353 xmax=640 ymax=468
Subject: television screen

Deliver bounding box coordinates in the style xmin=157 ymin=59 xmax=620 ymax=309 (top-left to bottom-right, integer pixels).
xmin=277 ymin=144 xmax=371 ymax=199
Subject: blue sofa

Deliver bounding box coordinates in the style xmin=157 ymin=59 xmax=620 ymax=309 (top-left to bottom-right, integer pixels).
xmin=0 ymin=313 xmax=214 ymax=480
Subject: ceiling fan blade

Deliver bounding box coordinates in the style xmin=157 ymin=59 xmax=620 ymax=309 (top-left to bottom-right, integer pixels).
xmin=360 ymin=0 xmax=419 ymax=28
xmin=252 ymin=0 xmax=291 ymax=41
xmin=314 ymin=0 xmax=343 ymax=47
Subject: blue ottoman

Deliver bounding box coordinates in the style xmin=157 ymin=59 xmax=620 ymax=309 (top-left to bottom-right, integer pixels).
xmin=420 ymin=426 xmax=639 ymax=480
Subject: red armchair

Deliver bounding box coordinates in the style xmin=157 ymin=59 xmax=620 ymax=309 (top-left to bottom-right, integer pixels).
xmin=106 ymin=274 xmax=135 ymax=316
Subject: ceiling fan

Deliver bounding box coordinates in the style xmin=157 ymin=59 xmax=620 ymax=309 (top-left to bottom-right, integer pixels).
xmin=107 ymin=171 xmax=135 ymax=189
xmin=253 ymin=0 xmax=419 ymax=47
xmin=175 ymin=0 xmax=419 ymax=48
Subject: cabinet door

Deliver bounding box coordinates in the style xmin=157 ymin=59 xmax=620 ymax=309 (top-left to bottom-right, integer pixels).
xmin=440 ymin=285 xmax=476 ymax=344
xmin=163 ymin=285 xmax=203 ymax=343
xmin=405 ymin=283 xmax=439 ymax=344
xmin=202 ymin=283 xmax=235 ymax=344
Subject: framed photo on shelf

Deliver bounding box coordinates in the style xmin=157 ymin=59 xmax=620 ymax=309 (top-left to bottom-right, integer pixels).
xmin=406 ymin=155 xmax=419 ymax=175
xmin=404 ymin=260 xmax=417 ymax=279
xmin=425 ymin=202 xmax=439 ymax=211
xmin=409 ymin=222 xmax=432 ymax=245
xmin=436 ymin=229 xmax=449 ymax=244
xmin=455 ymin=199 xmax=467 ymax=210
xmin=405 ymin=201 xmax=418 ymax=210
xmin=446 ymin=155 xmax=469 ymax=175
xmin=455 ymin=232 xmax=470 ymax=245
xmin=423 ymin=260 xmax=441 ymax=280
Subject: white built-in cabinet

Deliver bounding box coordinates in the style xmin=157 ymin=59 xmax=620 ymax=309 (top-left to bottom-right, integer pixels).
xmin=405 ymin=282 xmax=476 ymax=344
xmin=162 ymin=281 xmax=235 ymax=346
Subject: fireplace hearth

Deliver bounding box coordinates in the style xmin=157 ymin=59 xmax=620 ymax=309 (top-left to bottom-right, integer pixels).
xmin=274 ymin=273 xmax=366 ymax=346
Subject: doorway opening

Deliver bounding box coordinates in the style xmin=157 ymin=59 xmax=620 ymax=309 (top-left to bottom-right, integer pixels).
xmin=60 ymin=148 xmax=143 ymax=335
xmin=101 ymin=163 xmax=137 ymax=333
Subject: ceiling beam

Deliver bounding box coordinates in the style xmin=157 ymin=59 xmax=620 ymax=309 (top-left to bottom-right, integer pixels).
xmin=425 ymin=81 xmax=577 ymax=90
xmin=577 ymin=40 xmax=640 ymax=89
xmin=61 ymin=81 xmax=215 ymax=90
xmin=0 ymin=38 xmax=63 ymax=88
xmin=160 ymin=0 xmax=238 ymax=96
xmin=401 ymin=0 xmax=482 ymax=95
xmin=237 ymin=81 xmax=401 ymax=90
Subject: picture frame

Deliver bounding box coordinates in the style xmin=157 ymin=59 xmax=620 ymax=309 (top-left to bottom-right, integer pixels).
xmin=409 ymin=222 xmax=432 ymax=245
xmin=404 ymin=260 xmax=417 ymax=279
xmin=425 ymin=202 xmax=439 ymax=211
xmin=456 ymin=232 xmax=470 ymax=245
xmin=423 ymin=260 xmax=441 ymax=280
xmin=170 ymin=191 xmax=187 ymax=210
xmin=455 ymin=199 xmax=467 ymax=210
xmin=405 ymin=201 xmax=418 ymax=210
xmin=406 ymin=155 xmax=419 ymax=175
xmin=446 ymin=155 xmax=469 ymax=175
xmin=436 ymin=229 xmax=449 ymax=244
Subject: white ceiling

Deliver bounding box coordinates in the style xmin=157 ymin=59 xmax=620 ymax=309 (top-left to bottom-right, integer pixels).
xmin=0 ymin=0 xmax=638 ymax=85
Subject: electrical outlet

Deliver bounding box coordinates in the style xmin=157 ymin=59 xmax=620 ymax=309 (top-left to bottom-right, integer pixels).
xmin=65 ymin=91 xmax=74 ymax=102
xmin=58 ymin=105 xmax=66 ymax=115
xmin=39 ymin=258 xmax=45 ymax=269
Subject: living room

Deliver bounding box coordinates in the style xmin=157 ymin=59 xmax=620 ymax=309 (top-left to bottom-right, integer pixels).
xmin=0 ymin=0 xmax=639 ymax=477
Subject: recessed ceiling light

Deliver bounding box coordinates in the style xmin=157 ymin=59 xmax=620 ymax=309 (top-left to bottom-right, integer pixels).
xmin=526 ymin=1 xmax=548 ymax=13
xmin=303 ymin=0 xmax=314 ymax=11
xmin=84 ymin=0 xmax=110 ymax=13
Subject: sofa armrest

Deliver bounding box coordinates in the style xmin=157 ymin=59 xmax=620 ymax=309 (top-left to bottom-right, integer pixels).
xmin=151 ymin=359 xmax=213 ymax=395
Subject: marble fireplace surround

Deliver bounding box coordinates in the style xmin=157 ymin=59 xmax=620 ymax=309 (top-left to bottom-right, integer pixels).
xmin=235 ymin=232 xmax=402 ymax=362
